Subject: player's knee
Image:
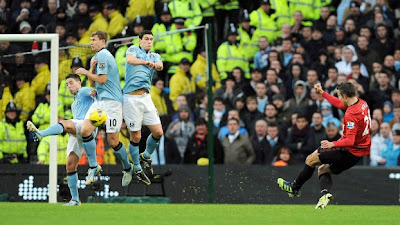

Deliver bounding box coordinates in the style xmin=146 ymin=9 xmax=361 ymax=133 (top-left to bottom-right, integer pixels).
xmin=66 ymin=161 xmax=76 ymax=172
xmin=318 ymin=164 xmax=330 ymax=176
xmin=153 ymin=130 xmax=163 ymax=139
xmin=130 ymin=132 xmax=141 ymax=143
xmin=305 ymin=151 xmax=319 ymax=166
xmin=108 ymin=137 xmax=119 ymax=147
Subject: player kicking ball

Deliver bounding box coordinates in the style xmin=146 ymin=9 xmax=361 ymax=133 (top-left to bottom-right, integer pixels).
xmin=27 ymin=74 xmax=96 ymax=206
xmin=277 ymin=82 xmax=371 ymax=209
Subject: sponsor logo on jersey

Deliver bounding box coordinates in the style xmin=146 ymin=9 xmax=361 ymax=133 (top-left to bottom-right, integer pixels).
xmin=347 ymin=122 xmax=354 ymax=129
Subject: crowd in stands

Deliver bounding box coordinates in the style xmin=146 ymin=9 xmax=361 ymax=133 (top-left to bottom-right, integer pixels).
xmin=1 ymin=0 xmax=400 ymax=167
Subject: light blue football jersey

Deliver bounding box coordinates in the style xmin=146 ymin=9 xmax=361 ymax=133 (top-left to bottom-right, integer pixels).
xmin=71 ymin=87 xmax=94 ymax=120
xmin=123 ymin=45 xmax=161 ymax=93
xmin=93 ymin=49 xmax=123 ymax=102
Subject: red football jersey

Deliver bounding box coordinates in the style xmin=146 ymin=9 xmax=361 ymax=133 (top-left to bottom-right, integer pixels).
xmin=322 ymin=92 xmax=371 ymax=157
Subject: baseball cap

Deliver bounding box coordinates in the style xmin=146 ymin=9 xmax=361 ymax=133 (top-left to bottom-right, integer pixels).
xmin=174 ymin=17 xmax=185 ymax=25
xmin=179 ymin=58 xmax=190 ymax=65
xmin=195 ymin=118 xmax=207 ymax=126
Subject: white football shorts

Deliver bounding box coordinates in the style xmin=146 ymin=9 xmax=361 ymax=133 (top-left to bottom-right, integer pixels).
xmin=123 ymin=93 xmax=161 ymax=131
xmin=85 ymin=99 xmax=122 ymax=133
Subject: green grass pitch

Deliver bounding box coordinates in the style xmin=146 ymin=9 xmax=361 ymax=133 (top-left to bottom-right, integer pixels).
xmin=0 ymin=203 xmax=398 ymax=225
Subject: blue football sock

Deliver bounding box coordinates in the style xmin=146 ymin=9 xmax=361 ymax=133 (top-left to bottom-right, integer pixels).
xmin=129 ymin=142 xmax=142 ymax=171
xmin=143 ymin=134 xmax=160 ymax=159
xmin=113 ymin=142 xmax=131 ymax=170
xmin=39 ymin=123 xmax=64 ymax=137
xmin=67 ymin=171 xmax=79 ymax=202
xmin=82 ymin=134 xmax=97 ymax=167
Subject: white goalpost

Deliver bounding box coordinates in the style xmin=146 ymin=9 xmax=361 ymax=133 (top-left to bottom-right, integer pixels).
xmin=0 ymin=34 xmax=59 ymax=203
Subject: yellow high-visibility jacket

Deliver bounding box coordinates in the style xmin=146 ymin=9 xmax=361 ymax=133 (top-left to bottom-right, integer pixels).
xmin=190 ymin=53 xmax=220 ymax=92
xmin=168 ymin=0 xmax=203 ymax=28
xmin=37 ymin=134 xmax=69 ymax=165
xmin=216 ymin=41 xmax=250 ymax=80
xmin=169 ymin=67 xmax=196 ymax=110
xmin=31 ymin=64 xmax=50 ymax=96
xmin=0 ymin=119 xmax=27 ymax=162
xmin=14 ymin=82 xmax=35 ymax=122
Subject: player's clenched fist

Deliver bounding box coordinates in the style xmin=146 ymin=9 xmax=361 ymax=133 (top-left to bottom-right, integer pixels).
xmin=314 ymin=83 xmax=324 ymax=94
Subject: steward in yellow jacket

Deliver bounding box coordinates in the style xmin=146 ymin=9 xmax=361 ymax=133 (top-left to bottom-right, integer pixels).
xmin=0 ymin=85 xmax=13 ymax=121
xmin=37 ymin=134 xmax=69 ymax=165
xmin=14 ymin=75 xmax=35 ymax=122
xmin=151 ymin=3 xmax=173 ymax=60
xmin=105 ymin=3 xmax=128 ymax=39
xmin=164 ymin=18 xmax=197 ymax=74
xmin=88 ymin=7 xmax=108 ymax=35
xmin=0 ymin=101 xmax=27 ymax=163
xmin=168 ymin=0 xmax=202 ymax=28
xmin=169 ymin=59 xmax=196 ymax=111
xmin=31 ymin=57 xmax=50 ymax=96
xmin=190 ymin=50 xmax=221 ymax=92
xmin=125 ymin=0 xmax=155 ymax=24
xmin=217 ymin=24 xmax=250 ymax=80
xmin=250 ymin=0 xmax=279 ymax=43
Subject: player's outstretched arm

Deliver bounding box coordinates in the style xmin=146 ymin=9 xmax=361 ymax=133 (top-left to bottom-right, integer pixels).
xmin=314 ymin=83 xmax=347 ymax=110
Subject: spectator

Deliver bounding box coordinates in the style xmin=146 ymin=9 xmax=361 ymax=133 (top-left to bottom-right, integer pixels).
xmin=370 ymin=122 xmax=392 ymax=166
xmin=217 ymin=24 xmax=249 ymax=80
xmin=285 ymin=63 xmax=305 ymax=100
xmin=370 ymin=24 xmax=395 ymax=61
xmin=39 ymin=0 xmax=57 ymax=28
xmin=9 ymin=52 xmax=35 ymax=89
xmin=184 ymin=118 xmax=223 ymax=164
xmin=371 ymin=118 xmax=380 ymax=138
xmin=272 ymin=146 xmax=292 ymax=166
xmin=125 ymin=0 xmax=155 ymax=28
xmin=242 ymin=69 xmax=263 ymax=98
xmin=87 ymin=4 xmax=108 ymax=34
xmin=255 ymin=82 xmax=268 ymax=114
xmin=150 ymin=135 xmax=181 ymax=165
xmin=264 ymin=123 xmax=285 ymax=162
xmin=323 ymin=67 xmax=339 ymax=94
xmin=221 ymin=118 xmax=255 ymax=165
xmin=278 ymin=38 xmax=294 ymax=67
xmin=150 ymin=78 xmax=173 ymax=127
xmin=272 ymin=94 xmax=292 ymax=128
xmin=325 ymin=121 xmax=341 ymax=142
xmin=165 ymin=105 xmax=196 ymax=160
xmin=254 ymin=36 xmax=272 ymax=70
xmin=356 ymin=35 xmax=381 ymax=76
xmin=37 ymin=133 xmax=69 ymax=165
xmin=13 ymin=73 xmax=35 ymax=122
xmin=368 ymin=70 xmax=393 ymax=110
xmin=0 ymin=101 xmax=27 ymax=163
xmin=286 ymin=113 xmax=311 ymax=163
xmin=383 ymin=101 xmax=394 ymax=122
xmin=264 ymin=102 xmax=287 ymax=137
xmin=238 ymin=9 xmax=257 ymax=64
xmin=214 ymin=74 xmax=243 ymax=110
xmin=170 ymin=94 xmax=195 ymax=122
xmin=288 ymin=80 xmax=310 ymax=113
xmin=249 ymin=0 xmax=278 ymax=44
xmin=320 ymin=100 xmax=341 ymax=129
xmin=372 ymin=108 xmax=384 ymax=124
xmin=218 ymin=109 xmax=248 ymax=140
xmin=190 ymin=47 xmax=221 ymax=93
xmin=168 ymin=0 xmax=202 ymax=29
xmin=71 ymin=0 xmax=91 ymax=30
xmin=307 ymin=112 xmax=327 ymax=151
xmin=31 ymin=56 xmax=50 ymax=97
xmin=265 ymin=68 xmax=286 ymax=99
xmin=11 ymin=0 xmax=40 ymax=32
xmin=232 ymin=67 xmax=248 ymax=89
xmin=250 ymin=119 xmax=269 ymax=164
xmin=349 ymin=61 xmax=370 ymax=94
xmin=242 ymin=96 xmax=263 ymax=136
xmin=193 ymin=92 xmax=207 ymax=121
xmin=169 ymin=58 xmax=196 ymax=111
xmin=103 ymin=3 xmax=128 ymax=39
xmin=381 ymin=125 xmax=400 ymax=167
xmin=311 ymin=50 xmax=332 ymax=82
xmin=164 ymin=17 xmax=197 ymax=74
xmin=151 ymin=3 xmax=172 ymax=69
xmin=335 ymin=45 xmax=369 ymax=77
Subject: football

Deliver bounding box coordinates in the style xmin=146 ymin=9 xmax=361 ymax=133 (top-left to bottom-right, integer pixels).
xmin=89 ymin=109 xmax=107 ymax=127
